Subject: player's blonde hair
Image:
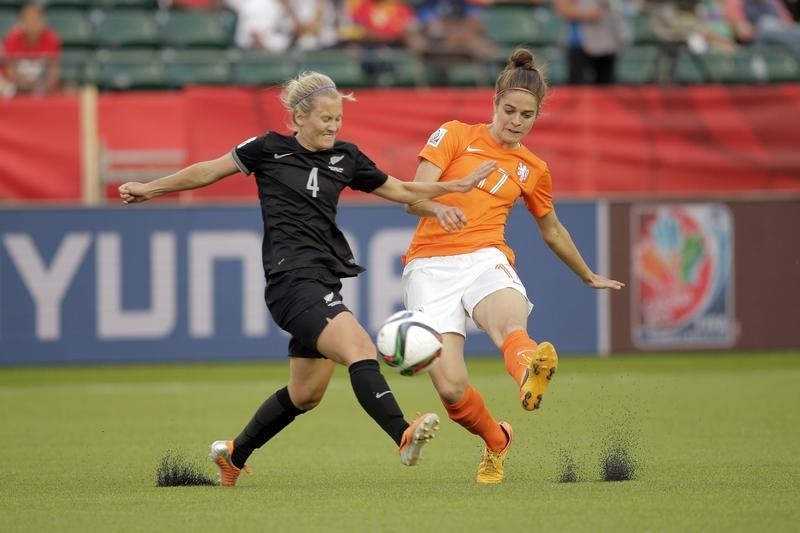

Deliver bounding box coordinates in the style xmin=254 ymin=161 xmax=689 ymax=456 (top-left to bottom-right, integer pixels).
xmin=280 ymin=71 xmax=355 ymax=129
xmin=493 ymin=48 xmax=548 ymax=116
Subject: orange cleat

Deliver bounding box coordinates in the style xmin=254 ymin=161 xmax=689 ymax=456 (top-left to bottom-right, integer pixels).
xmin=209 ymin=440 xmax=252 ymax=487
xmin=398 ymin=413 xmax=440 ymax=466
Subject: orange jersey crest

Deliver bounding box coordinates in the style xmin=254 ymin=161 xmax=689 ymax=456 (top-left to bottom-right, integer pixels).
xmin=404 ymin=121 xmax=553 ymax=265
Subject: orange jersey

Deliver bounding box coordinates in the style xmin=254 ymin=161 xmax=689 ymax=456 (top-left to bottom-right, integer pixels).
xmin=403 ymin=120 xmax=554 ymax=265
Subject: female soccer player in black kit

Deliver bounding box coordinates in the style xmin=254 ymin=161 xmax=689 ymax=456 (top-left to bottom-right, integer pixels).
xmin=118 ymin=71 xmax=495 ymax=486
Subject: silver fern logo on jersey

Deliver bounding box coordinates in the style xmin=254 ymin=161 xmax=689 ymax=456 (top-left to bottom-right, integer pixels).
xmin=328 ymin=153 xmax=344 ymax=173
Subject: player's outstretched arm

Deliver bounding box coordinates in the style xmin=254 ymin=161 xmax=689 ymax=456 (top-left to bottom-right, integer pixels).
xmin=536 ymin=210 xmax=625 ymax=290
xmin=118 ymin=153 xmax=239 ymax=204
xmin=403 ymin=160 xmax=468 ymax=232
xmin=372 ymin=160 xmax=496 ymax=206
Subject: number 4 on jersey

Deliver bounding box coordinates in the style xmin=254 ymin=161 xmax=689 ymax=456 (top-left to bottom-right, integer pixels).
xmin=306 ymin=168 xmax=320 ymax=198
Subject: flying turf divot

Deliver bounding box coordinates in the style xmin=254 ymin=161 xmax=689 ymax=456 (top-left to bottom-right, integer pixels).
xmin=155 ymin=450 xmax=216 ymax=487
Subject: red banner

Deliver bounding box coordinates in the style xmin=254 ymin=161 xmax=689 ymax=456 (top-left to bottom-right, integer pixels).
xmin=0 ymin=94 xmax=81 ymax=200
xmin=1 ymin=85 xmax=799 ymax=201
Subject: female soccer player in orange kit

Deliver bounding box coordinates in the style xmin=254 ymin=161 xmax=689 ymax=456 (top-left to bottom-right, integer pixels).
xmin=402 ymin=48 xmax=625 ymax=484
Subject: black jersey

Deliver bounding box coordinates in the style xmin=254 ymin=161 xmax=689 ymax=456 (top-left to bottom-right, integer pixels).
xmin=231 ymin=131 xmax=389 ymax=278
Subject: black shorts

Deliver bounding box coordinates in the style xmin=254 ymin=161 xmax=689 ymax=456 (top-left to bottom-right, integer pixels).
xmin=265 ymin=268 xmax=351 ymax=359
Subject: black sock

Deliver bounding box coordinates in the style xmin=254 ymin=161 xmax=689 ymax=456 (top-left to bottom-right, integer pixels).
xmin=348 ymin=359 xmax=409 ymax=445
xmin=231 ymin=386 xmax=305 ymax=468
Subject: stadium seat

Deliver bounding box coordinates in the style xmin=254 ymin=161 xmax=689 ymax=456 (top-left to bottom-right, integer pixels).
xmin=295 ymin=50 xmax=367 ymax=88
xmin=385 ymin=48 xmax=425 ymax=87
xmin=616 ymin=45 xmax=659 ymax=85
xmin=674 ymin=49 xmax=743 ymax=84
xmin=48 ymin=8 xmax=94 ymax=48
xmin=0 ymin=8 xmax=16 ymax=36
xmin=91 ymin=8 xmax=159 ymax=48
xmin=628 ymin=13 xmax=659 ymax=45
xmin=538 ymin=46 xmax=567 ymax=85
xmin=60 ymin=48 xmax=92 ymax=85
xmin=435 ymin=61 xmax=492 ymax=87
xmin=749 ymin=46 xmax=800 ymax=83
xmin=157 ymin=10 xmax=231 ymax=48
xmin=481 ymin=5 xmax=544 ymax=48
xmin=230 ymin=49 xmax=295 ymax=87
xmin=90 ymin=48 xmax=168 ymax=89
xmin=93 ymin=0 xmax=157 ymax=8
xmin=163 ymin=48 xmax=230 ymax=87
xmin=46 ymin=0 xmax=93 ymax=8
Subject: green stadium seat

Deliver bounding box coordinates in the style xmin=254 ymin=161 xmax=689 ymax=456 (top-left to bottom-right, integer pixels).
xmin=90 ymin=48 xmax=168 ymax=89
xmin=674 ymin=49 xmax=744 ymax=84
xmin=538 ymin=46 xmax=567 ymax=85
xmin=749 ymin=46 xmax=800 ymax=83
xmin=0 ymin=0 xmax=23 ymax=8
xmin=0 ymin=8 xmax=16 ymax=36
xmin=617 ymin=45 xmax=659 ymax=85
xmin=163 ymin=48 xmax=230 ymax=87
xmin=48 ymin=9 xmax=94 ymax=48
xmin=93 ymin=0 xmax=157 ymax=8
xmin=386 ymin=48 xmax=425 ymax=87
xmin=295 ymin=50 xmax=367 ymax=88
xmin=91 ymin=9 xmax=159 ymax=48
xmin=46 ymin=0 xmax=93 ymax=8
xmin=433 ymin=61 xmax=492 ymax=87
xmin=230 ymin=49 xmax=294 ymax=86
xmin=60 ymin=48 xmax=92 ymax=85
xmin=628 ymin=13 xmax=659 ymax=45
xmin=157 ymin=10 xmax=230 ymax=48
xmin=482 ymin=5 xmax=543 ymax=48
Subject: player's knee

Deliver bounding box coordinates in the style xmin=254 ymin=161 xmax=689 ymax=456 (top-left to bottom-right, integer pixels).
xmin=437 ymin=379 xmax=469 ymax=405
xmin=292 ymin=388 xmax=325 ymax=410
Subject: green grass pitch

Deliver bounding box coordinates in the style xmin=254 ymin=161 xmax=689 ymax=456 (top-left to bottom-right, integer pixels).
xmin=2 ymin=352 xmax=799 ymax=532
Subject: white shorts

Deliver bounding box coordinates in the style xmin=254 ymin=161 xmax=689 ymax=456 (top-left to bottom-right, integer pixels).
xmin=402 ymin=247 xmax=533 ymax=336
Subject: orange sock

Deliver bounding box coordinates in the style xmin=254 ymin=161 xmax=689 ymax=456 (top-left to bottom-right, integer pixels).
xmin=501 ymin=330 xmax=538 ymax=385
xmin=442 ymin=386 xmax=507 ymax=452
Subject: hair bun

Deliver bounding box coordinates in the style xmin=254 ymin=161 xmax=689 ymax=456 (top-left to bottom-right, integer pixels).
xmin=509 ymin=48 xmax=535 ymax=70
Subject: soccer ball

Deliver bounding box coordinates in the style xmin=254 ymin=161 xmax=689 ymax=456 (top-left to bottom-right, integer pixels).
xmin=376 ymin=310 xmax=442 ymax=376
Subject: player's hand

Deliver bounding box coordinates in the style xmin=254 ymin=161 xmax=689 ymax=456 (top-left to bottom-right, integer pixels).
xmin=118 ymin=182 xmax=152 ymax=205
xmin=434 ymin=205 xmax=468 ymax=232
xmin=448 ymin=160 xmax=497 ymax=193
xmin=586 ymin=273 xmax=625 ymax=290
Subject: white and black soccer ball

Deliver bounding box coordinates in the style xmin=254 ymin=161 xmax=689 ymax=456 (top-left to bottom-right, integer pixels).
xmin=376 ymin=310 xmax=442 ymax=376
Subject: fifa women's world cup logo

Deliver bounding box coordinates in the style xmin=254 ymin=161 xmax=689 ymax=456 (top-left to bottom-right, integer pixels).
xmin=631 ymin=203 xmax=735 ymax=349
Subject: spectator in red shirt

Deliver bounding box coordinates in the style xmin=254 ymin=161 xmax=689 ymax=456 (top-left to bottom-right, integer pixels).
xmin=343 ymin=0 xmax=424 ymax=85
xmin=1 ymin=2 xmax=61 ymax=97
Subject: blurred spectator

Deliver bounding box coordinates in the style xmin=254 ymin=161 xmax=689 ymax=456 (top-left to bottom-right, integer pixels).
xmin=229 ymin=0 xmax=339 ymax=52
xmin=1 ymin=2 xmax=61 ymax=97
xmin=229 ymin=0 xmax=292 ymax=51
xmin=282 ymin=0 xmax=339 ymax=51
xmin=343 ymin=0 xmax=422 ymax=85
xmin=345 ymin=0 xmax=417 ymax=44
xmin=553 ymin=0 xmax=630 ymax=85
xmin=695 ymin=0 xmax=738 ymax=51
xmin=646 ymin=0 xmax=715 ymax=83
xmin=412 ymin=0 xmax=499 ymax=84
xmin=783 ymin=0 xmax=800 ymax=20
xmin=725 ymin=0 xmax=800 ymax=49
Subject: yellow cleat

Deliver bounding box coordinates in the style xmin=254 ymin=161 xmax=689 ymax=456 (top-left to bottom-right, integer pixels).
xmin=519 ymin=341 xmax=558 ymax=411
xmin=476 ymin=422 xmax=513 ymax=484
